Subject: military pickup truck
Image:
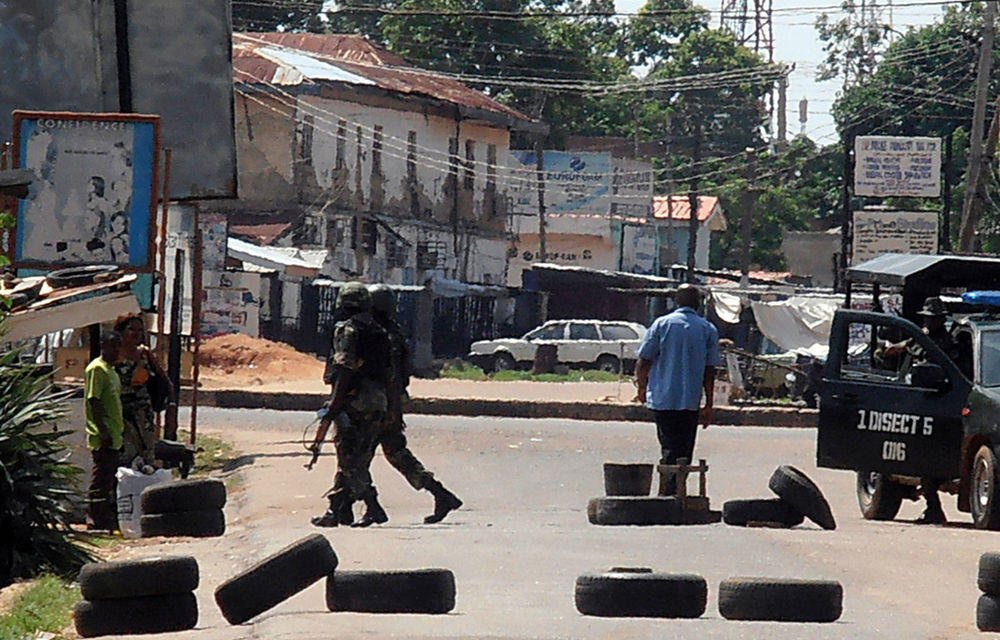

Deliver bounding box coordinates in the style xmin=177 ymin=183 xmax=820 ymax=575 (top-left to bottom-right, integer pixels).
xmin=817 ymin=253 xmax=1000 ymax=529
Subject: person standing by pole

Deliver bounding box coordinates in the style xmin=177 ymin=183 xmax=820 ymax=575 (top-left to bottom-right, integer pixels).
xmin=367 ymin=284 xmax=462 ymax=524
xmin=634 ymin=284 xmax=720 ymax=494
xmin=308 ymin=283 xmax=391 ymax=528
xmin=85 ymin=330 xmax=125 ymax=532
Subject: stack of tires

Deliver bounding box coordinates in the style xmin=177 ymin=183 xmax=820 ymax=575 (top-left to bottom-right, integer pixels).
xmin=588 ymin=462 xmax=683 ymax=526
xmin=74 ymin=556 xmax=199 ymax=637
xmin=722 ymin=465 xmax=836 ymax=530
xmin=140 ymin=479 xmax=226 ymax=538
xmin=977 ymin=553 xmax=1000 ymax=631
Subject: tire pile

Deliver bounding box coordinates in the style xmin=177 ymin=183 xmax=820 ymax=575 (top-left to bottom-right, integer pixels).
xmin=575 ymin=568 xmax=843 ymax=623
xmin=140 ymin=479 xmax=227 ymax=538
xmin=215 ymin=534 xmax=456 ymax=624
xmin=977 ymin=552 xmax=1000 ymax=631
xmin=74 ymin=556 xmax=199 ymax=638
xmin=722 ymin=465 xmax=837 ymax=530
xmin=587 ymin=462 xmax=720 ymax=526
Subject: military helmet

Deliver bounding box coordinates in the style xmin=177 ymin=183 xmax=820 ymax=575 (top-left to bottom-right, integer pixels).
xmin=368 ymin=284 xmax=396 ymax=315
xmin=336 ymin=282 xmax=371 ymax=312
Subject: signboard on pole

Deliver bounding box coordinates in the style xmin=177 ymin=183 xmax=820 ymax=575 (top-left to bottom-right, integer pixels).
xmin=12 ymin=111 xmax=160 ymax=270
xmin=852 ymin=210 xmax=938 ymax=265
xmin=854 ymin=136 xmax=941 ymax=197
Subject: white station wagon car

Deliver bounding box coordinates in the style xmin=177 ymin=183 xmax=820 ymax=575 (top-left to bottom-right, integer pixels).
xmin=468 ymin=319 xmax=647 ymax=373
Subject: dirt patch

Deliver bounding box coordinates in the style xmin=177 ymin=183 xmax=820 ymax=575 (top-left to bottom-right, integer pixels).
xmin=198 ymin=334 xmax=324 ymax=388
xmin=0 ymin=580 xmax=33 ymax=616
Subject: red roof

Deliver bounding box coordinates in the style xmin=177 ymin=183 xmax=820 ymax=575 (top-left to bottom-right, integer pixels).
xmin=652 ymin=195 xmax=720 ymax=222
xmin=229 ymin=223 xmax=292 ymax=247
xmin=233 ymin=33 xmax=530 ymax=122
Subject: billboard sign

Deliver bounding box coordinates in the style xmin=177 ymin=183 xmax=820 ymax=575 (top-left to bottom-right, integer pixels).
xmin=852 ymin=210 xmax=938 ymax=265
xmin=509 ymin=151 xmax=612 ymax=216
xmin=12 ymin=111 xmax=159 ymax=270
xmin=854 ymin=136 xmax=941 ymax=197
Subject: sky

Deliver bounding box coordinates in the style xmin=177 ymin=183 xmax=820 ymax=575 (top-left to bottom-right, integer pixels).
xmin=615 ymin=0 xmax=945 ymax=146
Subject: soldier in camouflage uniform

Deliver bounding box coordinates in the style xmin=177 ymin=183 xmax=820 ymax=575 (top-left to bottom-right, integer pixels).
xmin=309 ymin=282 xmax=392 ymax=528
xmin=368 ymin=284 xmax=463 ymax=524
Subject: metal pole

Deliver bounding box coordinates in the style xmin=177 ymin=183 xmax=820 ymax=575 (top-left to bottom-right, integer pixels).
xmin=156 ymin=149 xmax=172 ymax=359
xmin=190 ymin=208 xmax=203 ymax=446
xmin=839 ymin=127 xmax=853 ymax=290
xmin=686 ymin=120 xmax=702 ymax=283
xmin=741 ymin=148 xmax=757 ymax=287
xmin=942 ymin=131 xmax=953 ymax=252
xmin=166 ymin=248 xmax=184 ymax=442
xmin=535 ymin=140 xmax=546 ymax=259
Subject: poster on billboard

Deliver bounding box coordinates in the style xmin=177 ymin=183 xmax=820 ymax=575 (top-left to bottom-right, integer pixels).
xmin=852 ymin=210 xmax=938 ymax=265
xmin=12 ymin=111 xmax=159 ymax=270
xmin=854 ymin=136 xmax=941 ymax=197
xmin=509 ymin=151 xmax=611 ymax=216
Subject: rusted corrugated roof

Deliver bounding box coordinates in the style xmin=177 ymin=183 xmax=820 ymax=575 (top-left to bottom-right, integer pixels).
xmin=233 ymin=32 xmax=530 ymax=123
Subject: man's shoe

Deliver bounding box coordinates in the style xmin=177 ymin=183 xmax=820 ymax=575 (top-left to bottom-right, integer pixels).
xmin=310 ymin=511 xmax=340 ymax=527
xmin=351 ymin=489 xmax=388 ymax=528
xmin=338 ymin=498 xmax=355 ymax=525
xmin=424 ymin=481 xmax=463 ymax=524
xmin=914 ymin=508 xmax=947 ymax=525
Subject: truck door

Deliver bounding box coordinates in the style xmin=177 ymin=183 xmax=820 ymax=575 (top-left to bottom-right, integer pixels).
xmin=818 ymin=310 xmax=970 ymax=479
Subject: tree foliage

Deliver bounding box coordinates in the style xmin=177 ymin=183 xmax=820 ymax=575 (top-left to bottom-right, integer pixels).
xmin=231 ymin=0 xmax=327 ymax=31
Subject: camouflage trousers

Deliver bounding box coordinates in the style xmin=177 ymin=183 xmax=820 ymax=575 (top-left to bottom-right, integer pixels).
xmin=365 ymin=411 xmax=435 ymax=491
xmin=329 ymin=408 xmax=383 ymax=501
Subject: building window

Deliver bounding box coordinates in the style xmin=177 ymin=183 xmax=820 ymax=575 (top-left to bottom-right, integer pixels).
xmin=406 ymin=131 xmax=417 ymax=183
xmin=336 ymin=119 xmax=346 ymax=170
xmin=464 ymin=140 xmax=475 ymax=190
xmin=486 ymin=144 xmax=497 ymax=218
xmin=361 ymin=219 xmax=377 ymax=255
xmin=372 ymin=125 xmax=383 ymax=177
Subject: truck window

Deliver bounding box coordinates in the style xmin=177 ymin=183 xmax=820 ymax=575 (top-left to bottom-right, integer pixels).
xmin=840 ymin=321 xmax=940 ymax=386
xmin=981 ymin=330 xmax=1000 ymax=386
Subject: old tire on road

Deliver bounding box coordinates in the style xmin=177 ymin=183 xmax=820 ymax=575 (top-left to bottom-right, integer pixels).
xmin=587 ymin=496 xmax=682 ymax=526
xmin=215 ymin=534 xmax=338 ymax=625
xmin=141 ymin=479 xmax=227 ymax=513
xmin=722 ymin=498 xmax=803 ymax=528
xmin=575 ymin=572 xmax=707 ymax=618
xmin=140 ymin=508 xmax=225 ymax=538
xmin=74 ymin=592 xmax=197 ymax=638
xmin=980 ymin=553 xmax=1000 ymax=595
xmin=768 ymin=465 xmax=837 ymax=530
xmin=856 ymin=471 xmax=905 ymax=521
xmin=326 ymin=569 xmax=455 ymax=614
xmin=971 ymin=445 xmax=1000 ymax=530
xmin=979 ymin=594 xmax=1000 ymax=631
xmin=718 ymin=577 xmax=843 ymax=622
xmin=79 ymin=555 xmax=198 ymax=600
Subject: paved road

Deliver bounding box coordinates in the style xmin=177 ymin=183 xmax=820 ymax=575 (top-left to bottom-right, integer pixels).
xmin=112 ymin=409 xmax=997 ymax=639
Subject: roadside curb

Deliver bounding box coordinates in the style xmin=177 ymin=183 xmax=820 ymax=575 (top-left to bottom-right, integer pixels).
xmin=180 ymin=390 xmax=818 ymax=428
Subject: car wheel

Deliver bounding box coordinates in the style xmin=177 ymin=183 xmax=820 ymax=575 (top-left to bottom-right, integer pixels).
xmin=971 ymin=445 xmax=1000 ymax=530
xmin=493 ymin=352 xmax=516 ymax=372
xmin=596 ymin=355 xmax=620 ymax=374
xmin=856 ymin=471 xmax=904 ymax=521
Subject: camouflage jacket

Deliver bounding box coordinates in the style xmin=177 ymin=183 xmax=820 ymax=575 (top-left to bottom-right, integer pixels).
xmin=324 ymin=312 xmax=389 ymax=415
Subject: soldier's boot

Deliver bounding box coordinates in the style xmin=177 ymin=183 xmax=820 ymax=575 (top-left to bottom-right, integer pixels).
xmin=338 ymin=496 xmax=355 ymax=525
xmin=351 ymin=489 xmax=389 ymax=528
xmin=423 ymin=479 xmax=463 ymax=524
xmin=311 ymin=492 xmax=347 ymax=528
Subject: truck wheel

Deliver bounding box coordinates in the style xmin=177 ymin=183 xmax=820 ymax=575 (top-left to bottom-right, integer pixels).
xmin=856 ymin=471 xmax=904 ymax=521
xmin=971 ymin=445 xmax=1000 ymax=530
xmin=492 ymin=352 xmax=515 ymax=372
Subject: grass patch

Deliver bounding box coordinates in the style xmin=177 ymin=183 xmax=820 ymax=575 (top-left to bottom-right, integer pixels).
xmin=440 ymin=364 xmax=628 ymax=383
xmin=0 ymin=575 xmax=79 ymax=640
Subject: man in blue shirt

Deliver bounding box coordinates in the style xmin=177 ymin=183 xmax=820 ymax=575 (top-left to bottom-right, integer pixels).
xmin=635 ymin=284 xmax=721 ymax=494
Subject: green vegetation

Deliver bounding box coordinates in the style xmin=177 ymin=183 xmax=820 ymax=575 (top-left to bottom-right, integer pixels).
xmin=440 ymin=364 xmax=626 ymax=383
xmin=0 ymin=343 xmax=94 ymax=588
xmin=0 ymin=575 xmax=80 ymax=640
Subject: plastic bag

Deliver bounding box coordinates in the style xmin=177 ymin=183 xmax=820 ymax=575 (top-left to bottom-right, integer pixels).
xmin=116 ymin=467 xmax=173 ymax=538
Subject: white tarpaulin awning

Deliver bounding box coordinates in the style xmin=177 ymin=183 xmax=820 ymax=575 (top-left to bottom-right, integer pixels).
xmin=711 ymin=290 xmax=742 ymax=324
xmin=751 ymin=296 xmax=842 ymax=358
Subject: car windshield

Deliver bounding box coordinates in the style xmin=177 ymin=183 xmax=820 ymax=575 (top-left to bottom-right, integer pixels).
xmin=982 ymin=329 xmax=1000 ymax=386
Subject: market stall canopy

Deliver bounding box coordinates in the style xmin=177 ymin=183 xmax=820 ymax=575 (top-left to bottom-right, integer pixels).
xmin=848 ymin=253 xmax=1000 ymax=319
xmin=3 ymin=274 xmax=139 ymax=343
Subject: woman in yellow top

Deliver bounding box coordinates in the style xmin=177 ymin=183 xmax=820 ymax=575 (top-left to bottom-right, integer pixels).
xmin=113 ymin=315 xmax=174 ymax=467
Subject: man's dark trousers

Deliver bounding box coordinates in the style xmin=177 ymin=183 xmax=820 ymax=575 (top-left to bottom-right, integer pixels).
xmin=654 ymin=409 xmax=699 ymax=495
xmin=88 ymin=447 xmax=119 ymax=531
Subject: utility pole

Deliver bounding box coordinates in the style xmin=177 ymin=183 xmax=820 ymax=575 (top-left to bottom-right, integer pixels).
xmin=776 ymin=74 xmax=788 ymax=148
xmin=686 ymin=120 xmax=702 ymax=284
xmin=958 ymin=0 xmax=998 ymax=252
xmin=942 ymin=131 xmax=953 ymax=252
xmin=838 ymin=126 xmax=854 ymax=290
xmin=664 ymin=115 xmax=675 ymax=276
xmin=535 ymin=139 xmax=546 ymax=260
xmin=741 ymin=148 xmax=757 ymax=287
